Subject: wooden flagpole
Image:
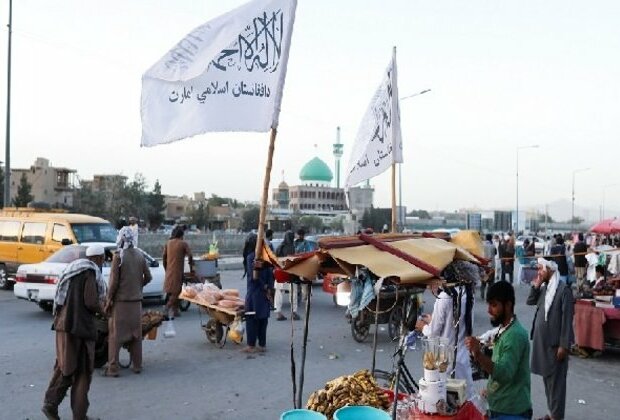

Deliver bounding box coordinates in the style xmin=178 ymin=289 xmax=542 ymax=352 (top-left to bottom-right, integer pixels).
xmin=391 ymin=163 xmax=397 ymax=232
xmin=253 ymin=127 xmax=277 ymax=279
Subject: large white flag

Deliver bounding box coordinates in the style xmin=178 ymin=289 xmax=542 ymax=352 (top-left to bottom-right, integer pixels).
xmin=344 ymin=48 xmax=402 ymax=189
xmin=141 ymin=0 xmax=298 ymax=147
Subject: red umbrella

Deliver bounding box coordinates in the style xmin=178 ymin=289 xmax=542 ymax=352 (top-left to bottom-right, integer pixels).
xmin=590 ymin=218 xmax=619 ymax=234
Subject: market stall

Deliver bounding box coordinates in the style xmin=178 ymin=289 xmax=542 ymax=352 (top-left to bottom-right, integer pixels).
xmin=272 ymin=232 xmax=487 ymax=419
xmin=574 ymin=300 xmax=620 ymax=351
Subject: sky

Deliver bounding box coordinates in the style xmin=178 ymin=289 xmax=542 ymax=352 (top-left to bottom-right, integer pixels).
xmin=0 ymin=0 xmax=619 ymax=221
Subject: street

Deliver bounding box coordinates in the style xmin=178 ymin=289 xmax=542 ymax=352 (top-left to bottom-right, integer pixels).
xmin=1 ymin=271 xmax=619 ymax=419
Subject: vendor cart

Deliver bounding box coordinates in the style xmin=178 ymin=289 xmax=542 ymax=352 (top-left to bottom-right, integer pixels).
xmin=179 ymin=295 xmax=248 ymax=348
xmin=94 ymin=310 xmax=164 ymax=369
xmin=179 ymin=269 xmax=222 ymax=312
xmin=350 ymin=282 xmax=423 ymax=343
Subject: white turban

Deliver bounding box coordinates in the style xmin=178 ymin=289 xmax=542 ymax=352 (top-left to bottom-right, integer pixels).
xmin=537 ymin=258 xmax=559 ymax=321
xmin=116 ymin=226 xmax=136 ymax=266
xmin=537 ymin=258 xmax=558 ymax=272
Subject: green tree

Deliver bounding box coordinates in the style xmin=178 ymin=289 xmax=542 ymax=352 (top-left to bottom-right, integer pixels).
xmin=242 ymin=206 xmax=260 ymax=231
xmin=361 ymin=206 xmax=392 ymax=232
xmin=124 ymin=173 xmax=149 ymax=219
xmin=299 ymin=215 xmax=323 ymax=233
xmin=208 ymin=194 xmax=228 ymax=207
xmin=12 ymin=173 xmax=33 ymax=207
xmin=568 ymin=216 xmax=584 ymax=224
xmin=329 ymin=215 xmax=345 ymax=232
xmin=190 ymin=202 xmax=209 ymax=231
xmin=74 ymin=182 xmax=107 ymax=218
xmin=538 ymin=213 xmax=555 ymax=223
xmin=146 ymin=180 xmax=166 ymax=229
xmin=408 ymin=209 xmax=431 ymax=219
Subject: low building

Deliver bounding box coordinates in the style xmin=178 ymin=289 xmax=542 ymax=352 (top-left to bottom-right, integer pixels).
xmin=10 ymin=157 xmax=77 ymax=208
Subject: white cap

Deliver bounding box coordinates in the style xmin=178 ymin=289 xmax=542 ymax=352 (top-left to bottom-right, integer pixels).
xmin=85 ymin=244 xmax=105 ymax=257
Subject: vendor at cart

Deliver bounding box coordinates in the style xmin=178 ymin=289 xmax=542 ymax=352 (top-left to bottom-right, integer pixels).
xmin=241 ymin=233 xmax=275 ymax=354
xmin=415 ymin=260 xmax=477 ymax=399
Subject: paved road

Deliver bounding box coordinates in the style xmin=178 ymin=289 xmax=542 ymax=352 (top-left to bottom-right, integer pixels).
xmin=1 ymin=272 xmax=618 ymax=419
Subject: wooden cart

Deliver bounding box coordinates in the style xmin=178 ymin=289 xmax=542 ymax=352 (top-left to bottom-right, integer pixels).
xmin=181 ymin=296 xmax=249 ymax=348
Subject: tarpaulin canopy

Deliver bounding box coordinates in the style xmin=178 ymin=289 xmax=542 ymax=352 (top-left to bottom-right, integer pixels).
xmin=274 ymin=234 xmax=479 ymax=285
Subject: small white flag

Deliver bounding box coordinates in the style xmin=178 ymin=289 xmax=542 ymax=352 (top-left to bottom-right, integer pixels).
xmin=344 ymin=48 xmax=402 ymax=189
xmin=141 ymin=0 xmax=298 ymax=147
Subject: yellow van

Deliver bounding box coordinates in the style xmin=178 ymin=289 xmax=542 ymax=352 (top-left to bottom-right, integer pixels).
xmin=0 ymin=209 xmax=117 ymax=289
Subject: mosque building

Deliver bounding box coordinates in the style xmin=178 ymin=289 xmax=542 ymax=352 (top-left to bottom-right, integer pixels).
xmin=268 ymin=128 xmax=374 ymax=232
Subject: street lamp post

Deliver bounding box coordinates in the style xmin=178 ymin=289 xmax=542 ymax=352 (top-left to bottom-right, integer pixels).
xmin=516 ymin=145 xmax=539 ymax=235
xmin=571 ymin=167 xmax=591 ymax=232
xmin=398 ymin=89 xmax=431 ymax=230
xmin=602 ymin=183 xmax=620 ymax=220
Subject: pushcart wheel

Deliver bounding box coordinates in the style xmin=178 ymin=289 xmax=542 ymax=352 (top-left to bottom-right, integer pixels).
xmin=179 ymin=299 xmax=191 ymax=312
xmin=351 ymin=316 xmax=370 ymax=342
xmin=204 ymin=319 xmax=224 ymax=344
xmin=388 ymin=305 xmax=404 ymax=341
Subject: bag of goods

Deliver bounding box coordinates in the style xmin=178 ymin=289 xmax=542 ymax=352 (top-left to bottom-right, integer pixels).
xmin=227 ymin=318 xmax=245 ymax=344
xmin=218 ymin=299 xmax=244 ymax=309
xmin=198 ymin=287 xmax=223 ymax=305
xmin=306 ymin=369 xmax=390 ymax=419
xmin=180 ymin=285 xmax=198 ymax=299
xmin=221 ymin=289 xmax=240 ymax=298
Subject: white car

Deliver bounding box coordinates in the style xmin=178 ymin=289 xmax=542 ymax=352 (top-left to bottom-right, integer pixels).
xmin=13 ymin=243 xmax=165 ymax=311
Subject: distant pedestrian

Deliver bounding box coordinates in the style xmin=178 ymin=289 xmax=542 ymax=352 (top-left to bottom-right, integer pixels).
xmin=163 ymin=226 xmax=194 ymax=317
xmin=573 ymin=233 xmax=588 ymax=292
xmin=527 ymin=258 xmax=573 ymax=420
xmin=128 ymin=216 xmax=139 ymax=248
xmin=274 ymin=231 xmax=299 ymax=321
xmin=550 ymin=237 xmax=569 ymax=284
xmin=42 ymin=245 xmax=107 ymax=420
xmin=499 ymin=235 xmax=515 ymax=283
xmin=481 ymin=233 xmax=496 ymax=300
xmin=104 ymin=227 xmax=152 ymax=377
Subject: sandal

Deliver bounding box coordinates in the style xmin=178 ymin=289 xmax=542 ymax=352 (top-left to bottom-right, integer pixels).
xmin=240 ymin=346 xmax=256 ymax=353
xmin=102 ymin=369 xmax=119 ymax=377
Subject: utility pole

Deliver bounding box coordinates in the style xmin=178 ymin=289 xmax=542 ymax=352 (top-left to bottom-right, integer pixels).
xmin=4 ymin=0 xmax=13 ymax=207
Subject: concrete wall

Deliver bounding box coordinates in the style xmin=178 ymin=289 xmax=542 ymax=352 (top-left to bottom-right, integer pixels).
xmin=139 ymin=232 xmax=249 ymax=258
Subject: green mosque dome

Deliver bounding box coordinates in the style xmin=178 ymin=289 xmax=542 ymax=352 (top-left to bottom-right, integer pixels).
xmin=299 ymin=157 xmax=333 ymax=183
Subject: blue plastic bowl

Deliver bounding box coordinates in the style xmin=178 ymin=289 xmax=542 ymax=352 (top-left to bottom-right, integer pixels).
xmin=333 ymin=405 xmax=390 ymax=420
xmin=280 ymin=409 xmax=327 ymax=420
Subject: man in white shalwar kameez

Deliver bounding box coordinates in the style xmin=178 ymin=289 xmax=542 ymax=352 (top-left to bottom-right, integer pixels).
xmin=417 ymin=287 xmax=474 ymax=399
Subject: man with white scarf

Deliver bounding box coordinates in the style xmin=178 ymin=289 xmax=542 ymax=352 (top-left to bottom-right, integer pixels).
xmin=527 ymin=258 xmax=574 ymax=420
xmin=42 ymin=245 xmax=106 ymax=420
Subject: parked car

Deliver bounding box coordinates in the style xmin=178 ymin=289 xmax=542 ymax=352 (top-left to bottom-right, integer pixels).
xmin=515 ymin=235 xmax=545 ymax=254
xmin=13 ymin=243 xmax=165 ymax=311
xmin=0 ymin=210 xmax=117 ymax=290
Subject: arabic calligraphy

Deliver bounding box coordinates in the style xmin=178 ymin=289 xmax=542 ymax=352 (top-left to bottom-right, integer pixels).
xmin=210 ymin=10 xmax=284 ymax=73
xmin=163 ymin=25 xmax=209 ymax=72
xmin=168 ymin=81 xmax=271 ymax=104
xmin=347 ymin=65 xmax=402 ymax=185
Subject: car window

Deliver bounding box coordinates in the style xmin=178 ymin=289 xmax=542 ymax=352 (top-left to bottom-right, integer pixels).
xmin=0 ymin=221 xmax=20 ymax=242
xmin=52 ymin=224 xmax=71 ymax=243
xmin=21 ymin=222 xmax=47 ymax=244
xmin=46 ymin=246 xmax=87 ymax=263
xmin=71 ymin=223 xmax=117 ymax=243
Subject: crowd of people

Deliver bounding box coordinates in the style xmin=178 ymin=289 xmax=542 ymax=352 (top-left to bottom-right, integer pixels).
xmin=40 ymin=225 xmax=615 ymax=419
